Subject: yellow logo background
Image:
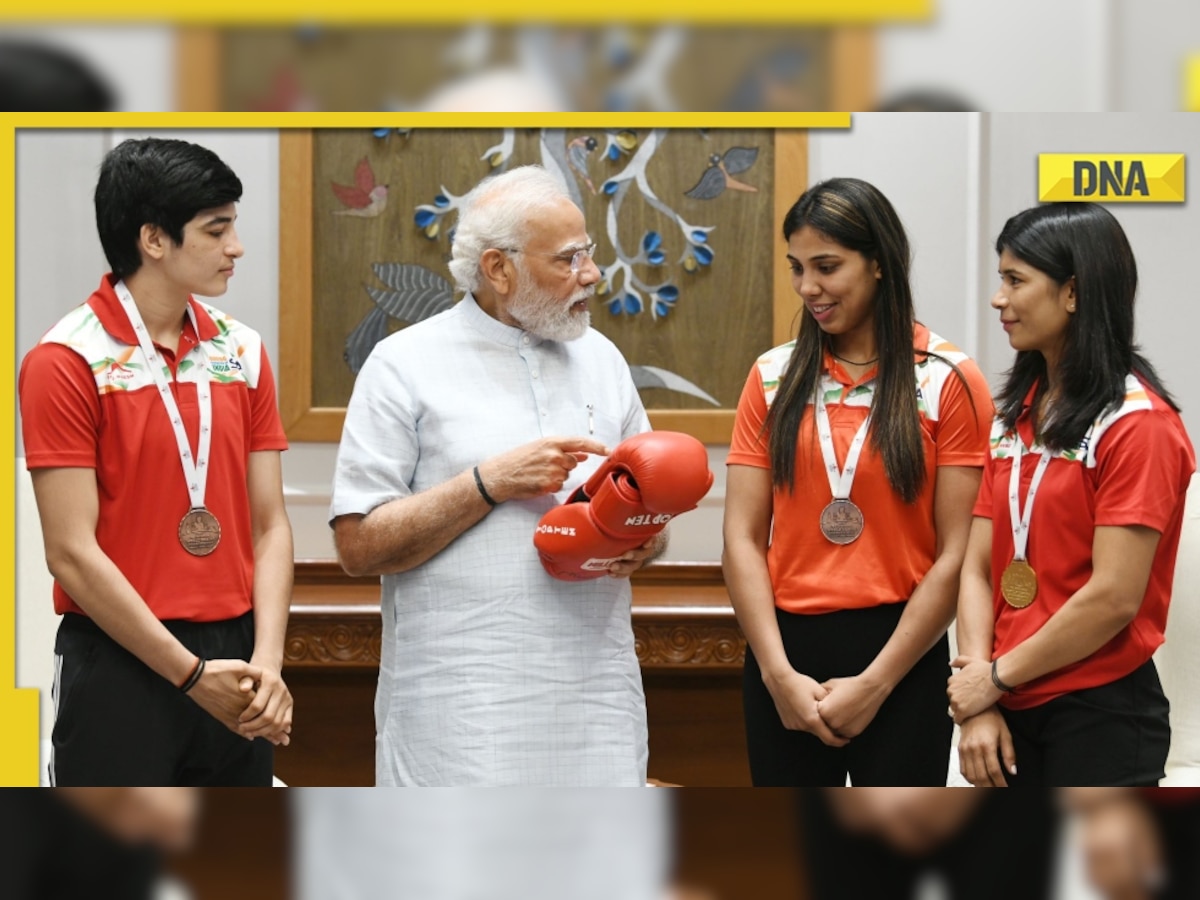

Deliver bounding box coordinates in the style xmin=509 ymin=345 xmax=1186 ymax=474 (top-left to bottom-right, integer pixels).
xmin=1038 ymin=154 xmax=1185 ymax=203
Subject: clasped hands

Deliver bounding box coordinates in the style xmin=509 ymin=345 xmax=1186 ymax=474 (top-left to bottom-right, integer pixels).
xmin=768 ymin=669 xmax=891 ymax=747
xmin=946 ymin=655 xmax=1003 ymax=725
xmin=186 ymin=658 xmax=294 ymax=746
xmin=948 ymin=655 xmax=1018 ymax=786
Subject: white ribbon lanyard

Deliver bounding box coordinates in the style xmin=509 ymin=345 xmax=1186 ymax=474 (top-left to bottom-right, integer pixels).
xmin=814 ymin=384 xmax=872 ymax=502
xmin=114 ymin=280 xmax=212 ymax=511
xmin=1006 ymin=436 xmax=1053 ymax=563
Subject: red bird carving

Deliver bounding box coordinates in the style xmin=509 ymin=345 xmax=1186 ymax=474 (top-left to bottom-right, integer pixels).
xmin=331 ymin=157 xmax=388 ymax=217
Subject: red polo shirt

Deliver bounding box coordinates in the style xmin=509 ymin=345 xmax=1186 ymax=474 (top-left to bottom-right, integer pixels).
xmin=20 ymin=274 xmax=288 ymax=622
xmin=975 ymin=378 xmax=1195 ymax=709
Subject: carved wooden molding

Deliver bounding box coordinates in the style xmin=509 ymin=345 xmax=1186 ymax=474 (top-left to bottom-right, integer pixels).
xmin=284 ymin=615 xmax=381 ymax=667
xmin=291 ymin=559 xmax=724 ymax=587
xmin=293 ymin=559 xmax=370 ymax=587
xmin=286 ymin=561 xmax=745 ymax=672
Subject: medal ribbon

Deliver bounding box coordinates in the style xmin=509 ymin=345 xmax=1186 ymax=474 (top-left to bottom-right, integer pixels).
xmin=814 ymin=383 xmax=872 ymax=502
xmin=114 ymin=280 xmax=213 ymax=512
xmin=1007 ymin=436 xmax=1052 ymax=563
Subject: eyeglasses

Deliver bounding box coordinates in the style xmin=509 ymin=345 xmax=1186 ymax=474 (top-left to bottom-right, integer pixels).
xmin=499 ymin=242 xmax=597 ymax=274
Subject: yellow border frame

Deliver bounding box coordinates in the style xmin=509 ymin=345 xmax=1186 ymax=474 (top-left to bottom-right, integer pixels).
xmin=3 ymin=2 xmax=932 ymax=24
xmin=0 ymin=111 xmax=848 ymax=786
xmin=0 ymin=118 xmax=39 ymax=786
xmin=1187 ymin=55 xmax=1200 ymax=112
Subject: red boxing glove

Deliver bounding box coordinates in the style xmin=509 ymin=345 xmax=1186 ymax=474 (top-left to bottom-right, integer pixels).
xmin=534 ymin=431 xmax=714 ymax=581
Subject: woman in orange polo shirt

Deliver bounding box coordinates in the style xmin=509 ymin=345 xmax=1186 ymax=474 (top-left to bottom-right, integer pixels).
xmin=724 ymin=178 xmax=993 ymax=786
xmin=949 ymin=203 xmax=1195 ymax=787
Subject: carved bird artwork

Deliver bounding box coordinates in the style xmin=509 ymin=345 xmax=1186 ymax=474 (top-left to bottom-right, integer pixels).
xmin=344 ymin=264 xmax=456 ymax=373
xmin=248 ymin=66 xmax=316 ymax=112
xmin=684 ymin=147 xmax=760 ymax=200
xmin=346 ymin=266 xmax=722 ymax=411
xmin=331 ymin=157 xmax=388 ymax=217
xmin=630 ymin=365 xmax=720 ymax=406
xmin=567 ymin=135 xmax=599 ymax=194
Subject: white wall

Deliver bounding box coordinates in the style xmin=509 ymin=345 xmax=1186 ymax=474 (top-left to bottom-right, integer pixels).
xmin=1111 ymin=0 xmax=1200 ymax=111
xmin=14 ymin=130 xmax=112 ymax=356
xmin=878 ymin=0 xmax=1111 ymax=111
xmin=808 ymin=113 xmax=976 ymax=351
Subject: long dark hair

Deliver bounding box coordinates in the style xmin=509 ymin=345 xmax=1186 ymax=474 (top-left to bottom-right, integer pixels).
xmin=765 ymin=177 xmax=928 ymax=503
xmin=994 ymin=203 xmax=1178 ymax=450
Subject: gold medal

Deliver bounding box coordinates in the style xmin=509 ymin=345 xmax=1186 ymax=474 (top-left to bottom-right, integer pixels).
xmin=820 ymin=499 xmax=864 ymax=545
xmin=1000 ymin=559 xmax=1037 ymax=608
xmin=179 ymin=507 xmax=221 ymax=557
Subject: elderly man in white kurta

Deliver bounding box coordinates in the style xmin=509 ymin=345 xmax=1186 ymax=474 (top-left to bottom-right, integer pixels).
xmin=330 ymin=165 xmax=666 ymax=786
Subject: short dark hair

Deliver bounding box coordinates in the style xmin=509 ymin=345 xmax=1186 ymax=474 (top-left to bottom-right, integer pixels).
xmin=94 ymin=138 xmax=243 ymax=279
xmin=0 ymin=41 xmax=114 ymax=112
xmin=994 ymin=203 xmax=1178 ymax=449
xmin=876 ymin=89 xmax=975 ymax=112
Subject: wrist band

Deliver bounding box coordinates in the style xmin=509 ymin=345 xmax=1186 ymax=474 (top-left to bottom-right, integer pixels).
xmin=991 ymin=658 xmax=1016 ymax=693
xmin=179 ymin=656 xmax=206 ymax=694
xmin=473 ymin=466 xmax=498 ymax=507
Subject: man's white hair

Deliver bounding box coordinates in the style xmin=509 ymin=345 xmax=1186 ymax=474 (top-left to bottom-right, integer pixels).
xmin=448 ymin=165 xmax=573 ymax=294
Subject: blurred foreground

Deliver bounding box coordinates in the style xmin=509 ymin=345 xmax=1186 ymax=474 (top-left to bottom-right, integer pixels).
xmin=1 ymin=1 xmax=1198 ymax=112
xmin=2 ymin=788 xmax=1197 ymax=900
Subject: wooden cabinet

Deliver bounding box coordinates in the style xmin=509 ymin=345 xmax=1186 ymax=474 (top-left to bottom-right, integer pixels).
xmin=278 ymin=562 xmax=749 ymax=787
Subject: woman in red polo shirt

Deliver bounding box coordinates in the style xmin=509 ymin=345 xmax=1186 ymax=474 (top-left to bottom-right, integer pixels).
xmin=724 ymin=178 xmax=993 ymax=786
xmin=949 ymin=203 xmax=1195 ymax=787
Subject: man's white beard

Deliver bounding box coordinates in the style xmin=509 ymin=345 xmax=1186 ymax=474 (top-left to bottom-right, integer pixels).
xmin=508 ymin=277 xmax=593 ymax=342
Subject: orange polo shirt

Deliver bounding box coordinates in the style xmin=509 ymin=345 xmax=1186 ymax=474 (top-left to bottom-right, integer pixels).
xmin=975 ymin=377 xmax=1195 ymax=709
xmin=20 ymin=274 xmax=288 ymax=622
xmin=728 ymin=323 xmax=993 ymax=615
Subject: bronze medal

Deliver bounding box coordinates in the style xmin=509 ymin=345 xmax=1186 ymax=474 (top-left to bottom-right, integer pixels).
xmin=1000 ymin=559 xmax=1037 ymax=608
xmin=179 ymin=507 xmax=221 ymax=557
xmin=819 ymin=499 xmax=864 ymax=545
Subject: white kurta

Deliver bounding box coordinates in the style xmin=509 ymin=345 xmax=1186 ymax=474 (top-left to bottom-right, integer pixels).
xmin=294 ymin=790 xmax=671 ymax=899
xmin=331 ymin=295 xmax=651 ymax=786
